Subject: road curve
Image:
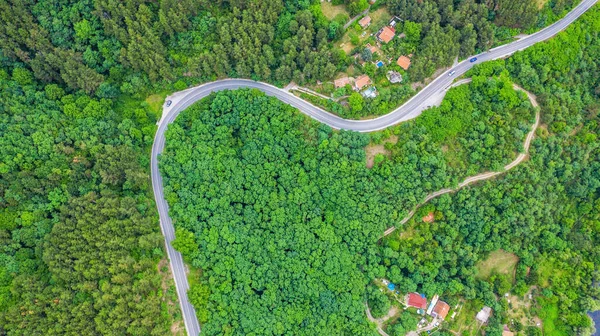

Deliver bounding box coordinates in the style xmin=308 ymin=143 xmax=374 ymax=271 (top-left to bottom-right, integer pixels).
xmin=151 ymin=1 xmax=596 ymax=335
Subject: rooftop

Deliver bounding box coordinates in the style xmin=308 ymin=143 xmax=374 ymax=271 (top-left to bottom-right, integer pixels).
xmin=407 ymin=293 xmax=427 ymax=309
xmin=397 ymin=56 xmax=411 ymax=70
xmin=377 ymin=26 xmax=396 ymax=43
xmin=334 ymin=77 xmax=353 ymax=88
xmin=359 ymin=16 xmax=371 ymax=28
xmin=432 ymin=301 xmax=450 ymax=320
xmin=354 ymin=74 xmax=371 ymax=91
xmin=476 ymin=306 xmax=492 ymax=323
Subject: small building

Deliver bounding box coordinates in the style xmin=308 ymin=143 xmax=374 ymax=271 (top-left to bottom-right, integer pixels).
xmin=476 ymin=306 xmax=492 ymax=324
xmin=389 ymin=16 xmax=401 ymax=27
xmin=353 ymin=74 xmax=371 ymax=91
xmin=502 ymin=325 xmax=514 ymax=336
xmin=397 ymin=56 xmax=412 ymax=71
xmin=407 ymin=293 xmax=427 ymax=309
xmin=362 ymin=87 xmax=377 ymax=99
xmin=426 ymin=295 xmax=439 ymax=315
xmin=359 ymin=16 xmax=371 ymax=29
xmin=422 ymin=212 xmax=434 ymax=223
xmin=432 ymin=301 xmax=450 ymax=320
xmin=377 ymin=26 xmax=396 ymax=44
xmin=366 ymin=43 xmax=377 ymax=54
xmin=386 ymin=71 xmax=402 ymax=84
xmin=334 ymin=77 xmax=353 ymax=89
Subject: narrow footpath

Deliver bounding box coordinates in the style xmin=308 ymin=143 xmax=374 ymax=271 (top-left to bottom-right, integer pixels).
xmin=367 ymin=84 xmax=540 ymax=336
xmin=382 ymin=84 xmax=540 ymax=237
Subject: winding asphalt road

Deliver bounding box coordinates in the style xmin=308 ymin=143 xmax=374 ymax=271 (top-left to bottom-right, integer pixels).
xmin=151 ymin=1 xmax=597 ymax=334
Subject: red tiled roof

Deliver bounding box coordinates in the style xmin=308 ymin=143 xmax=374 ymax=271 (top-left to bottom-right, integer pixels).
xmin=407 ymin=293 xmax=427 ymax=309
xmin=378 ymin=26 xmax=396 ymax=43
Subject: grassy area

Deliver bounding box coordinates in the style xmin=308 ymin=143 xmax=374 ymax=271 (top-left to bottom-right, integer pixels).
xmin=539 ymin=298 xmax=567 ymax=336
xmin=145 ymin=91 xmax=169 ymax=116
xmin=321 ymin=2 xmax=348 ymax=20
xmin=369 ymin=6 xmax=391 ymax=28
xmin=536 ymin=0 xmax=550 ymax=9
xmin=447 ymin=299 xmax=480 ymax=335
xmin=536 ymin=259 xmax=566 ymax=287
xmin=157 ymin=258 xmax=185 ymax=336
xmin=475 ymin=249 xmax=519 ymax=280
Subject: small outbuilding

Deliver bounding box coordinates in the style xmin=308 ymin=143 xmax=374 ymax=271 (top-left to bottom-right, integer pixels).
xmin=359 ymin=16 xmax=371 ymax=28
xmin=476 ymin=306 xmax=492 ymax=324
xmin=386 ymin=71 xmax=402 ymax=83
xmin=502 ymin=325 xmax=514 ymax=336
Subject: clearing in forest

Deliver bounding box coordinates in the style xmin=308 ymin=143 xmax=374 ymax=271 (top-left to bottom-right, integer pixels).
xmin=475 ymin=249 xmax=519 ymax=280
xmin=365 ymin=135 xmax=398 ymax=168
xmin=321 ymin=2 xmax=349 ymax=20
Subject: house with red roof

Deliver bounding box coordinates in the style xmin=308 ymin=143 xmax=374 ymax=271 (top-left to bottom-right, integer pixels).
xmin=407 ymin=292 xmax=427 ymax=309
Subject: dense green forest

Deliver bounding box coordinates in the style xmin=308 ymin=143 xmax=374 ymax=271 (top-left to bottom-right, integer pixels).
xmin=0 ymin=70 xmax=177 ymax=333
xmin=1 ymin=0 xmax=598 ymax=335
xmin=159 ymin=76 xmax=537 ymax=334
xmin=160 ymin=4 xmax=600 ymax=335
xmin=378 ymin=6 xmax=600 ymax=335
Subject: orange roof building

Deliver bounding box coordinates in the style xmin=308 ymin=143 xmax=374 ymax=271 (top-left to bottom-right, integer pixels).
xmin=502 ymin=325 xmax=514 ymax=336
xmin=366 ymin=43 xmax=378 ymax=54
xmin=432 ymin=301 xmax=450 ymax=320
xmin=354 ymin=74 xmax=371 ymax=91
xmin=407 ymin=293 xmax=427 ymax=309
xmin=397 ymin=56 xmax=411 ymax=70
xmin=359 ymin=16 xmax=371 ymax=28
xmin=377 ymin=26 xmax=396 ymax=43
xmin=422 ymin=212 xmax=434 ymax=223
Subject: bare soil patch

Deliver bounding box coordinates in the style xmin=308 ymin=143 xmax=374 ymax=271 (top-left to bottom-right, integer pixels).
xmin=365 ymin=135 xmax=398 ymax=168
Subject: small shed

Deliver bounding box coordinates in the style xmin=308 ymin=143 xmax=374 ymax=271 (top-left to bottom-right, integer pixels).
xmin=362 ymin=87 xmax=377 ymax=98
xmin=359 ymin=16 xmax=371 ymax=28
xmin=386 ymin=71 xmax=402 ymax=84
xmin=476 ymin=306 xmax=492 ymax=324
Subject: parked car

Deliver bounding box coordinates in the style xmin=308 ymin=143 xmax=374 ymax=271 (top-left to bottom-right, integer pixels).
xmin=448 ymin=70 xmax=456 ymax=76
xmin=470 ymin=57 xmax=478 ymax=63
xmin=166 ymin=100 xmax=172 ymax=107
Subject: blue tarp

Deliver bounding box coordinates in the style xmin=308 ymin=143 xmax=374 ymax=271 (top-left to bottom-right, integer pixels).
xmin=387 ymin=283 xmax=395 ymax=291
